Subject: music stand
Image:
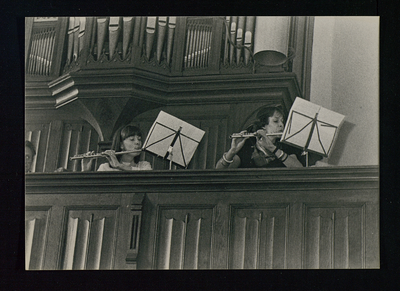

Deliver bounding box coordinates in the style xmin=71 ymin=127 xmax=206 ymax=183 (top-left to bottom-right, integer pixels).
xmin=142 ymin=111 xmax=205 ymax=169
xmin=280 ymin=97 xmax=345 ymax=166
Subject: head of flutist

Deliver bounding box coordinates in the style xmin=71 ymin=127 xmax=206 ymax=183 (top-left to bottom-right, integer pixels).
xmin=216 ymin=106 xmax=304 ymax=168
xmin=25 ymin=140 xmax=36 ymax=173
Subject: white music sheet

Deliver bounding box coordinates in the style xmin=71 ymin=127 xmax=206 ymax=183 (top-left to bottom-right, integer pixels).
xmin=142 ymin=111 xmax=205 ymax=167
xmin=280 ymin=97 xmax=345 ymax=157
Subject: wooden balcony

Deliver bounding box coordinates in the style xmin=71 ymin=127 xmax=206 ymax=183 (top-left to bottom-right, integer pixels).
xmin=25 ymin=16 xmax=314 ymax=169
xmin=25 ymin=165 xmax=379 ymax=270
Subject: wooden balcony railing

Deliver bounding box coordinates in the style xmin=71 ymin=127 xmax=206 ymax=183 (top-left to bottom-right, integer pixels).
xmin=25 ymin=166 xmax=379 ymax=270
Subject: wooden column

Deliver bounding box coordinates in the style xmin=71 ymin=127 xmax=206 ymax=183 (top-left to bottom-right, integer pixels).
xmin=43 ymin=119 xmax=63 ymax=172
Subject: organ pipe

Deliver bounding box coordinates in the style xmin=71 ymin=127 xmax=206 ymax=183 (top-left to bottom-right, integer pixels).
xmin=109 ymin=17 xmax=121 ymax=59
xmin=89 ymin=18 xmax=96 ymax=56
xmin=253 ymin=16 xmax=291 ymax=66
xmin=122 ymin=17 xmax=134 ymax=59
xmin=27 ymin=33 xmax=36 ymax=73
xmin=229 ymin=16 xmax=237 ymax=64
xmin=156 ymin=17 xmax=167 ymax=63
xmin=72 ymin=17 xmax=80 ymax=61
xmin=42 ymin=29 xmax=50 ymax=74
xmin=145 ymin=17 xmax=157 ymax=60
xmin=138 ymin=17 xmax=146 ymax=51
xmin=96 ymin=17 xmax=108 ymax=58
xmin=47 ymin=29 xmax=56 ymax=75
xmin=39 ymin=29 xmax=48 ymax=74
xmin=44 ymin=29 xmax=52 ymax=74
xmin=236 ymin=16 xmax=245 ymax=64
xmin=35 ymin=31 xmax=43 ymax=74
xmin=244 ymin=16 xmax=255 ymax=65
xmin=223 ymin=16 xmax=230 ymax=64
xmin=166 ymin=17 xmax=176 ymax=64
xmin=78 ymin=17 xmax=86 ymax=59
xmin=66 ymin=17 xmax=74 ymax=65
xmin=132 ymin=17 xmax=141 ymax=47
xmin=184 ymin=25 xmax=192 ymax=67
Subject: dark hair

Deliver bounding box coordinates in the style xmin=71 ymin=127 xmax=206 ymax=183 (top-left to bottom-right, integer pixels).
xmin=25 ymin=140 xmax=36 ymax=156
xmin=247 ymin=106 xmax=285 ymax=132
xmin=111 ymin=125 xmax=143 ymax=163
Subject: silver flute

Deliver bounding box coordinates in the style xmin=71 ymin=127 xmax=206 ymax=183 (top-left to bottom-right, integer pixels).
xmin=70 ymin=149 xmax=142 ymax=160
xmin=229 ymin=132 xmax=282 ymax=139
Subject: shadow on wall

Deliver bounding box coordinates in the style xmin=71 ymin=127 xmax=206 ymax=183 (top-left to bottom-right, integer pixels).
xmin=328 ymin=121 xmax=356 ymax=165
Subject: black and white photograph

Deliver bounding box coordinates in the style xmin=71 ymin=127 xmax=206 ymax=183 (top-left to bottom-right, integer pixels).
xmin=24 ymin=16 xmax=379 ymax=270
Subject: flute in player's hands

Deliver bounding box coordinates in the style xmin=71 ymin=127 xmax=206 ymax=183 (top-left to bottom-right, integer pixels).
xmin=229 ymin=132 xmax=282 ymax=139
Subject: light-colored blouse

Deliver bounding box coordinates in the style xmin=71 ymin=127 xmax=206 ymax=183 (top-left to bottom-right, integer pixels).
xmin=97 ymin=161 xmax=152 ymax=171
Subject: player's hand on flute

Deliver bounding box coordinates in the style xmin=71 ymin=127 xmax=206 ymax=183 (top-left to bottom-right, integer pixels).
xmin=102 ymin=150 xmax=121 ymax=169
xmin=255 ymin=129 xmax=277 ymax=154
xmin=81 ymin=151 xmax=96 ymax=171
xmin=230 ymin=130 xmax=250 ymax=155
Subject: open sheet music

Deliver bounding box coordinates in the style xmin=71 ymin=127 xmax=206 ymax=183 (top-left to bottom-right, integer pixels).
xmin=280 ymin=97 xmax=345 ymax=157
xmin=142 ymin=111 xmax=205 ymax=168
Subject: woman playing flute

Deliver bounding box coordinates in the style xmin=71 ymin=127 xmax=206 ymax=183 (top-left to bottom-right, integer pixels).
xmin=216 ymin=106 xmax=320 ymax=169
xmin=82 ymin=125 xmax=152 ymax=171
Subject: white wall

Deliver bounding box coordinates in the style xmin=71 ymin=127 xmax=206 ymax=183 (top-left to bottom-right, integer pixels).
xmin=310 ymin=17 xmax=379 ymax=165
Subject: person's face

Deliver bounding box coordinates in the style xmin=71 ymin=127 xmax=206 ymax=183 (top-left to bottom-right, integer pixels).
xmin=25 ymin=146 xmax=34 ymax=173
xmin=262 ymin=110 xmax=285 ymax=135
xmin=121 ymin=135 xmax=142 ymax=157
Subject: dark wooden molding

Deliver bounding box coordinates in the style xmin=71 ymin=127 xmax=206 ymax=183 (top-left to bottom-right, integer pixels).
xmin=47 ymin=73 xmax=79 ymax=108
xmin=27 ymin=68 xmax=302 ymax=109
xmin=26 ymin=166 xmax=379 ymax=194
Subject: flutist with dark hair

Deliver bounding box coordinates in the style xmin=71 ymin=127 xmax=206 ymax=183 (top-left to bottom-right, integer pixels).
xmin=67 ymin=125 xmax=152 ymax=172
xmin=216 ymin=106 xmax=317 ymax=169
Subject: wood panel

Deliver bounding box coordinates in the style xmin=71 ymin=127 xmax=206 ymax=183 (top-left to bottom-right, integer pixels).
xmin=43 ymin=120 xmax=64 ymax=172
xmin=25 ymin=207 xmax=51 ymax=270
xmin=60 ymin=208 xmax=119 ymax=270
xmin=126 ymin=212 xmax=141 ymax=260
xmin=25 ymin=166 xmax=379 ymax=270
xmin=303 ymin=204 xmax=365 ymax=269
xmin=58 ymin=122 xmax=100 ymax=171
xmin=112 ymin=194 xmax=144 ymax=269
xmin=25 ymin=123 xmax=50 ymax=173
xmin=25 ymin=119 xmax=100 ymax=172
xmin=155 ymin=207 xmax=213 ymax=269
xmin=229 ymin=205 xmax=289 ymax=269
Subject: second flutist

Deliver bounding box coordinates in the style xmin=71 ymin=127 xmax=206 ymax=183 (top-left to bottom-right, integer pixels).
xmin=216 ymin=106 xmax=318 ymax=169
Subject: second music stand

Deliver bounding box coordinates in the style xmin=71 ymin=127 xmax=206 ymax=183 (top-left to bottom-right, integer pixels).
xmin=280 ymin=97 xmax=345 ymax=166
